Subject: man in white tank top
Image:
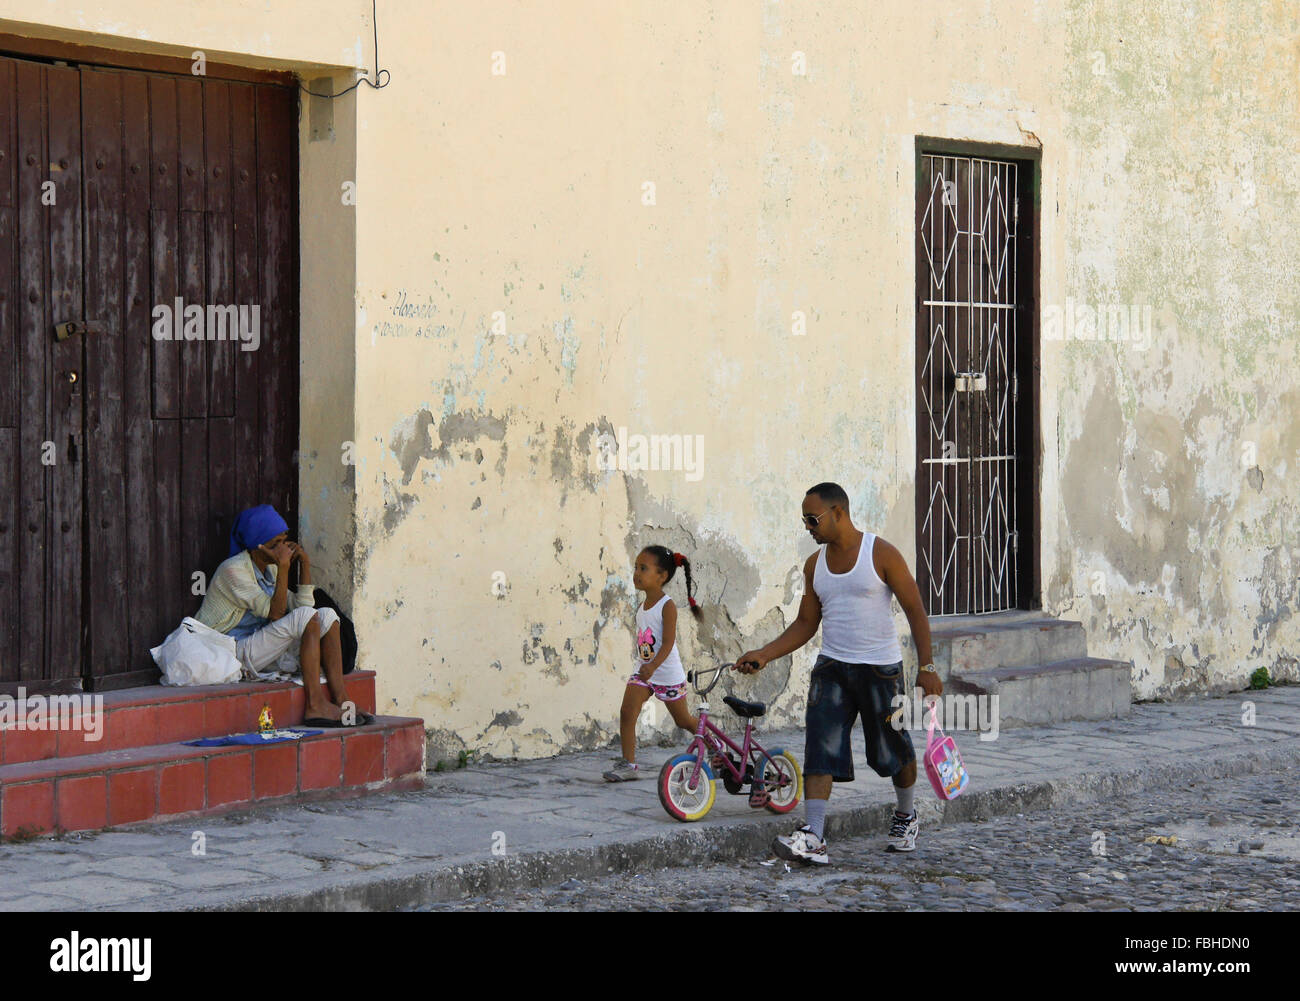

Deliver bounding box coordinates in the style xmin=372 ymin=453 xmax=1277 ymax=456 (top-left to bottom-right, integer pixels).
xmin=735 ymin=482 xmax=942 ymax=863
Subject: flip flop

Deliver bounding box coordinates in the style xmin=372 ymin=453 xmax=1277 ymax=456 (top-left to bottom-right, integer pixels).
xmin=303 ymin=711 xmax=376 ymax=728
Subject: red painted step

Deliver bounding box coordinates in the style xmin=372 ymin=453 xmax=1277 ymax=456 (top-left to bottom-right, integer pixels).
xmin=0 ymin=715 xmax=425 ymax=838
xmin=0 ymin=672 xmax=377 ymax=765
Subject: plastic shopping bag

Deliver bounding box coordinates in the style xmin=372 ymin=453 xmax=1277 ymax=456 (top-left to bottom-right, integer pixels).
xmin=151 ymin=617 xmax=242 ymax=686
xmin=924 ymin=700 xmax=969 ymax=800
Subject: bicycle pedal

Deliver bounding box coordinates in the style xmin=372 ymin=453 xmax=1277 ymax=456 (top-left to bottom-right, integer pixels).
xmin=748 ymin=787 xmax=770 ymax=808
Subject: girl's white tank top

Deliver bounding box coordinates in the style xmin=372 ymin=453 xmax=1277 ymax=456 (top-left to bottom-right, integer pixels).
xmin=812 ymin=533 xmax=903 ymax=664
xmin=635 ymin=594 xmax=686 ymax=685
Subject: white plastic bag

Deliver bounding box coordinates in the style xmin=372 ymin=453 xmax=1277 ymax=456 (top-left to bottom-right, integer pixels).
xmin=151 ymin=617 xmax=242 ymax=686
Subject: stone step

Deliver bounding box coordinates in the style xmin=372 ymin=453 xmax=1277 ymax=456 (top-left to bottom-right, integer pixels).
xmin=942 ymin=657 xmax=1132 ymax=728
xmin=0 ymin=672 xmax=377 ymax=765
xmin=0 ymin=714 xmax=425 ymax=838
xmin=903 ymin=614 xmax=1089 ymax=675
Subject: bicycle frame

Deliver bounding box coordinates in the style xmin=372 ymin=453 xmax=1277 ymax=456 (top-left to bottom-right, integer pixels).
xmin=681 ymin=664 xmax=793 ymax=793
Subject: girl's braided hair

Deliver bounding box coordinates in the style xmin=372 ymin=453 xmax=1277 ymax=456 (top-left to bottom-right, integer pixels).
xmin=641 ymin=545 xmax=702 ymax=619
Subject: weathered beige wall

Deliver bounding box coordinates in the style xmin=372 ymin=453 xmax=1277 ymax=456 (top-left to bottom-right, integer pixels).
xmin=1053 ymin=1 xmax=1300 ymax=696
xmin=346 ymin=0 xmax=1066 ymax=760
xmin=5 ymin=1 xmax=1295 ymax=764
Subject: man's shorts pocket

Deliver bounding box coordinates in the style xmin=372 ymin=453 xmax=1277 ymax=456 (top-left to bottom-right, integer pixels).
xmin=869 ymin=661 xmax=902 ymax=680
xmin=807 ymin=656 xmax=834 ymax=707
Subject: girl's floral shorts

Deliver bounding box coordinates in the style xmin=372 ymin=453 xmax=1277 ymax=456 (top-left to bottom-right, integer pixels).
xmin=627 ymin=674 xmax=687 ymax=702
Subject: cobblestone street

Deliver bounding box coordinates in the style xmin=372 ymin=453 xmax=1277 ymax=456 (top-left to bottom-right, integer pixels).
xmin=411 ymin=763 xmax=1299 ymax=911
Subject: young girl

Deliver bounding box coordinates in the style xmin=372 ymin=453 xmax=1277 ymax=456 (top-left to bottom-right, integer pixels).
xmin=603 ymin=546 xmax=705 ymax=781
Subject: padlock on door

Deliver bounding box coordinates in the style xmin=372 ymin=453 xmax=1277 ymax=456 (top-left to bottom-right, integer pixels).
xmin=53 ymin=319 xmax=104 ymax=342
xmin=953 ymin=371 xmax=988 ymax=393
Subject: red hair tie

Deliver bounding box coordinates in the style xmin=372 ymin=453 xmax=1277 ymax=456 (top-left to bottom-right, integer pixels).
xmin=673 ymin=552 xmax=685 ymax=566
xmin=688 ymin=597 xmax=699 ymax=609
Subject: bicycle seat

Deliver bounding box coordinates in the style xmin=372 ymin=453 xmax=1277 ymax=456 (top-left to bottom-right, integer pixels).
xmin=723 ymin=695 xmax=767 ymax=718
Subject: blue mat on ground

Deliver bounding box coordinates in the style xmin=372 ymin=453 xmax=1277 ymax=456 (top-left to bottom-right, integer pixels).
xmin=183 ymin=728 xmax=323 ymax=747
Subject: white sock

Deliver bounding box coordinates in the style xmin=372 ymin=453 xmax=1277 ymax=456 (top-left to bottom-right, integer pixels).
xmin=805 ymin=798 xmax=828 ymax=839
xmin=894 ymin=782 xmax=915 ymax=816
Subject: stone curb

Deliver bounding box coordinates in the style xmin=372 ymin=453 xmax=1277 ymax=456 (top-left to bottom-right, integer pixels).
xmin=189 ymin=736 xmax=1300 ymax=911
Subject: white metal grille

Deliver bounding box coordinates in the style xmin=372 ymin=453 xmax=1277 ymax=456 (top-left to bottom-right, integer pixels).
xmin=918 ymin=154 xmax=1020 ymax=615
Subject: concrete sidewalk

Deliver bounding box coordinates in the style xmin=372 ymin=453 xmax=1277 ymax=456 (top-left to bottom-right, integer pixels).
xmin=1 ymin=686 xmax=1297 ymax=911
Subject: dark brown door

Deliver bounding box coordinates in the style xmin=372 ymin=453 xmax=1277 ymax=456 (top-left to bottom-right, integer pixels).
xmin=915 ymin=148 xmax=1038 ymax=615
xmin=0 ymin=55 xmax=299 ymax=693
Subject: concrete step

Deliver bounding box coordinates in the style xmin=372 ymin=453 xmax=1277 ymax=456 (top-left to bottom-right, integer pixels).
xmin=915 ymin=614 xmax=1091 ymax=675
xmin=943 ymin=657 xmax=1132 ymax=728
xmin=1 ymin=672 xmax=377 ymax=765
xmin=0 ymin=714 xmax=425 ymax=838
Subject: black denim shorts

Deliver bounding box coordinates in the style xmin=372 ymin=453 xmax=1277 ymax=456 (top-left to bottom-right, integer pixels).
xmin=804 ymin=654 xmax=915 ymax=781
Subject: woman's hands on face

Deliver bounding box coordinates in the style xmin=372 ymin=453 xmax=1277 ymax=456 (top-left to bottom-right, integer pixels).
xmin=289 ymin=542 xmax=311 ymax=568
xmin=259 ymin=539 xmax=295 ymax=568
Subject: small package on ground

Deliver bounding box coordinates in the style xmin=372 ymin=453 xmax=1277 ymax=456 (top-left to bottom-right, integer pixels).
xmin=151 ymin=617 xmax=242 ymax=686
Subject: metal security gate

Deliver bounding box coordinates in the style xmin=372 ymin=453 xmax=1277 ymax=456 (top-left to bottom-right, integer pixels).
xmin=0 ymin=51 xmax=299 ymax=692
xmin=915 ymin=145 xmax=1038 ymax=615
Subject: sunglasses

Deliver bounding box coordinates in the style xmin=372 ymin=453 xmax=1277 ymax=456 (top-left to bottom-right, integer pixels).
xmin=802 ymin=508 xmax=835 ymax=527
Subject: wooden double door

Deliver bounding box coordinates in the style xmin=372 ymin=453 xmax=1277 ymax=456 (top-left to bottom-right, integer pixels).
xmin=0 ymin=53 xmax=299 ymax=692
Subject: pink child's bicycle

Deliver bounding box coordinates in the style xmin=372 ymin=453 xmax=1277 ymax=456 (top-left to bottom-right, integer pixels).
xmin=658 ymin=662 xmax=803 ymax=822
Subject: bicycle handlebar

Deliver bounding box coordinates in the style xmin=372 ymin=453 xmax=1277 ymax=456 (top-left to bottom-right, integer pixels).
xmin=688 ymin=661 xmax=759 ymax=696
xmin=688 ymin=663 xmax=728 ymax=695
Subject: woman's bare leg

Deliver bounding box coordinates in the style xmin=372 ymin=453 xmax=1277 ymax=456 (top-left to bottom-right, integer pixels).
xmin=299 ymin=617 xmax=341 ymax=721
xmin=321 ymin=621 xmax=347 ymax=708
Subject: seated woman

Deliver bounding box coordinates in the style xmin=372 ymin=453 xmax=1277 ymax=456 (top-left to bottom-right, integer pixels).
xmin=195 ymin=504 xmax=372 ymax=726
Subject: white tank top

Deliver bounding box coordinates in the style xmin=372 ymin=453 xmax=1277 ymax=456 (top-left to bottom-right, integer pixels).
xmin=812 ymin=533 xmax=903 ymax=664
xmin=635 ymin=594 xmax=686 ymax=685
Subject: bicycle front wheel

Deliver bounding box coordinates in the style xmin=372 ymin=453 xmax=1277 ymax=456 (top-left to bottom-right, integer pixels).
xmin=658 ymin=753 xmax=717 ymax=822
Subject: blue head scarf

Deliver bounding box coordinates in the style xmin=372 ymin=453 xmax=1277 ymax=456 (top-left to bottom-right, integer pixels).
xmin=230 ymin=504 xmax=289 ymax=557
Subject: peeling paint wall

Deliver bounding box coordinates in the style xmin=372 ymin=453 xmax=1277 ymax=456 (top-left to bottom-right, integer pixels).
xmin=1053 ymin=1 xmax=1300 ymax=697
xmin=347 ymin=0 xmax=1070 ymax=759
xmin=347 ymin=0 xmax=1297 ymax=756
xmin=9 ymin=1 xmax=1296 ymax=761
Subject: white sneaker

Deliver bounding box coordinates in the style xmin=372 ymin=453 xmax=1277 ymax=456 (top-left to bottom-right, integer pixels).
xmin=885 ymin=810 xmax=919 ymax=852
xmin=773 ymin=825 xmax=829 ymax=866
xmin=602 ymin=759 xmax=641 ymax=782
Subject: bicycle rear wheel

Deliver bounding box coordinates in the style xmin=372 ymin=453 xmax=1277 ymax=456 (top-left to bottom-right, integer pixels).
xmin=755 ymin=748 xmax=803 ymax=814
xmin=658 ymin=753 xmax=717 ymax=822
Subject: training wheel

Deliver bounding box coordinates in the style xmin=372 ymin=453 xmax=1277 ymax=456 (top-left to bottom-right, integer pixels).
xmin=755 ymin=748 xmax=803 ymax=814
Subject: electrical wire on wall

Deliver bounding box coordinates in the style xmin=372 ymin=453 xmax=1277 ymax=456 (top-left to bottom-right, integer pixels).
xmin=300 ymin=0 xmax=391 ymax=98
